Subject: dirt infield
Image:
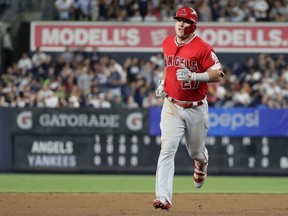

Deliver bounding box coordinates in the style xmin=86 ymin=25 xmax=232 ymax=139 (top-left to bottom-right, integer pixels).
xmin=0 ymin=194 xmax=288 ymax=216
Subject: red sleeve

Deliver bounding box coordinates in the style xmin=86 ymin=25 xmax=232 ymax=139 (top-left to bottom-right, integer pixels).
xmin=199 ymin=46 xmax=221 ymax=71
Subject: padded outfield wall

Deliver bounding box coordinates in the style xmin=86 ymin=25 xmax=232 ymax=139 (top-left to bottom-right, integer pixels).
xmin=0 ymin=107 xmax=287 ymax=175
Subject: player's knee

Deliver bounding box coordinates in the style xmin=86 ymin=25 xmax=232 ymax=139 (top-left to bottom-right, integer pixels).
xmin=190 ymin=151 xmax=202 ymax=160
xmin=161 ymin=139 xmax=179 ymax=153
xmin=190 ymin=149 xmax=209 ymax=163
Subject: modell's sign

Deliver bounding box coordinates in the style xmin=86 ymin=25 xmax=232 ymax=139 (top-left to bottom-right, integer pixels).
xmin=30 ymin=22 xmax=288 ymax=53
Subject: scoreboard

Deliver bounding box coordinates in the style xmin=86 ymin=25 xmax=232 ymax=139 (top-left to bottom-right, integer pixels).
xmin=13 ymin=134 xmax=288 ymax=175
xmin=10 ymin=107 xmax=288 ymax=175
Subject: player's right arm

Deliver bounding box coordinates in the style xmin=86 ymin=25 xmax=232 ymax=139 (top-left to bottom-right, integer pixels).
xmin=155 ymin=69 xmax=167 ymax=98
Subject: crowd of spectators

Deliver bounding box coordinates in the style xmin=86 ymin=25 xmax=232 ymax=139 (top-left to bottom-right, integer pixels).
xmin=209 ymin=53 xmax=288 ymax=109
xmin=0 ymin=46 xmax=287 ymax=109
xmin=53 ymin=0 xmax=288 ymax=22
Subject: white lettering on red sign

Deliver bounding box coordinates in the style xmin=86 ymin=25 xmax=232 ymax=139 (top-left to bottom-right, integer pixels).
xmin=31 ymin=22 xmax=288 ymax=52
xmin=198 ymin=28 xmax=285 ymax=48
xmin=41 ymin=27 xmax=140 ymax=46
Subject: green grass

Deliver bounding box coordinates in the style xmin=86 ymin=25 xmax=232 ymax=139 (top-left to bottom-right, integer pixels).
xmin=0 ymin=174 xmax=287 ymax=194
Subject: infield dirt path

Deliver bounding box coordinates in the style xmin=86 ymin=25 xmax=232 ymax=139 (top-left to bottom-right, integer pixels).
xmin=0 ymin=194 xmax=288 ymax=216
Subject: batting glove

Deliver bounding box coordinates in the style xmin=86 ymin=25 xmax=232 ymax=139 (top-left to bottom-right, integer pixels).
xmin=176 ymin=63 xmax=196 ymax=81
xmin=155 ymin=80 xmax=166 ymax=98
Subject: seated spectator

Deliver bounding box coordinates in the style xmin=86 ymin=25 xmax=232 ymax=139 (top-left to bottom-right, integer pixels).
xmin=89 ymin=0 xmax=99 ymax=20
xmin=62 ymin=46 xmax=74 ymax=65
xmin=232 ymin=82 xmax=252 ymax=107
xmin=126 ymin=95 xmax=139 ymax=108
xmin=54 ymin=0 xmax=74 ymax=20
xmin=0 ymin=95 xmax=9 ymax=107
xmin=230 ymin=0 xmax=254 ymax=22
xmin=144 ymin=7 xmax=159 ymax=22
xmin=269 ymin=0 xmax=288 ymax=22
xmin=73 ymin=45 xmax=88 ymax=65
xmin=98 ymin=0 xmax=109 ymax=21
xmin=110 ymin=94 xmax=126 ymax=108
xmin=142 ymin=90 xmax=160 ymax=108
xmin=74 ymin=0 xmax=92 ymax=21
xmin=32 ymin=47 xmax=48 ymax=69
xmin=129 ymin=10 xmax=143 ymax=22
xmin=36 ymin=83 xmax=55 ymax=107
xmin=139 ymin=60 xmax=154 ymax=89
xmin=88 ymin=46 xmax=101 ymax=65
xmin=17 ymin=52 xmax=33 ymax=71
xmin=68 ymin=95 xmax=80 ymax=108
xmin=92 ymin=62 xmax=108 ymax=91
xmin=248 ymin=0 xmax=269 ymax=21
xmin=196 ymin=0 xmax=212 ymax=21
xmin=127 ymin=57 xmax=141 ymax=83
xmin=89 ymin=92 xmax=111 ymax=108
xmin=106 ymin=58 xmax=123 ymax=97
xmin=77 ymin=65 xmax=92 ymax=96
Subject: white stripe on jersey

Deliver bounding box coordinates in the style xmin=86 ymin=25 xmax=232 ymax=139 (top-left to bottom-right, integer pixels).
xmin=208 ymin=62 xmax=222 ymax=70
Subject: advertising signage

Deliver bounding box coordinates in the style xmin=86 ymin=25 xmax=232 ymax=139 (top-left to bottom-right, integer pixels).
xmin=149 ymin=107 xmax=288 ymax=137
xmin=12 ymin=108 xmax=149 ymax=134
xmin=12 ymin=108 xmax=288 ymax=136
xmin=31 ymin=22 xmax=288 ymax=53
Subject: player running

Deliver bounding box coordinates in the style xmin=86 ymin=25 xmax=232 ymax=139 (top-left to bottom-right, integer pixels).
xmin=153 ymin=6 xmax=225 ymax=211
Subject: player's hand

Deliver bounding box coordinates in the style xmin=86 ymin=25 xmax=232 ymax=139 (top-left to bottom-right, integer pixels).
xmin=155 ymin=80 xmax=166 ymax=98
xmin=176 ymin=63 xmax=196 ymax=81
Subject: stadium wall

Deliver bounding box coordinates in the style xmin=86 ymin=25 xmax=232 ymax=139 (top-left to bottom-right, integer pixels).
xmin=0 ymin=107 xmax=12 ymax=171
xmin=0 ymin=107 xmax=287 ymax=175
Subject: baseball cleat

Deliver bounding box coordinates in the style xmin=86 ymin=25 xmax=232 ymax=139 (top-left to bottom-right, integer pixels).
xmin=193 ymin=160 xmax=208 ymax=188
xmin=153 ymin=198 xmax=171 ymax=211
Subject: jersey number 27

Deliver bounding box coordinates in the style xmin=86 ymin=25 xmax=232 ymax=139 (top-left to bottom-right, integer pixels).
xmin=181 ymin=80 xmax=200 ymax=89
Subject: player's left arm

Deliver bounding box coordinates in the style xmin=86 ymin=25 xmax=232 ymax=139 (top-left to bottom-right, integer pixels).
xmin=176 ymin=62 xmax=224 ymax=83
xmin=201 ymin=50 xmax=225 ymax=83
xmin=176 ymin=50 xmax=225 ymax=83
xmin=205 ymin=63 xmax=225 ymax=83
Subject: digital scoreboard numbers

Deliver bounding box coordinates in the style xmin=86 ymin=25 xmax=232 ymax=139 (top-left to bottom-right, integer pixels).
xmin=93 ymin=134 xmax=161 ymax=172
xmin=203 ymin=136 xmax=288 ymax=174
xmin=13 ymin=134 xmax=288 ymax=175
xmin=91 ymin=135 xmax=288 ymax=174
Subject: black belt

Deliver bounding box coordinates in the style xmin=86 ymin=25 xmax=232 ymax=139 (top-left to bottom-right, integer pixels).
xmin=166 ymin=96 xmax=203 ymax=108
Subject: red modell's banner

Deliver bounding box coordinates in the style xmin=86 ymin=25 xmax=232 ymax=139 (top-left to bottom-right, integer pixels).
xmin=31 ymin=22 xmax=288 ymax=53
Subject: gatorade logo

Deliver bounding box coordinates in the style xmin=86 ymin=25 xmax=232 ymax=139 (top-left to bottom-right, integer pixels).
xmin=126 ymin=112 xmax=143 ymax=131
xmin=17 ymin=111 xmax=33 ymax=130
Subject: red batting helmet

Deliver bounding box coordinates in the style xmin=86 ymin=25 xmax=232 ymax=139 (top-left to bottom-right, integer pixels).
xmin=174 ymin=6 xmax=198 ymax=34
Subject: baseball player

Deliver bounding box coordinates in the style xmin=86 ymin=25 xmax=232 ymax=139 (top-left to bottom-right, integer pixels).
xmin=153 ymin=6 xmax=224 ymax=211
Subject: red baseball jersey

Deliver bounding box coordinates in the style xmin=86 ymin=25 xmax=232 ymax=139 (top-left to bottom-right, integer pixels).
xmin=163 ymin=35 xmax=221 ymax=101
